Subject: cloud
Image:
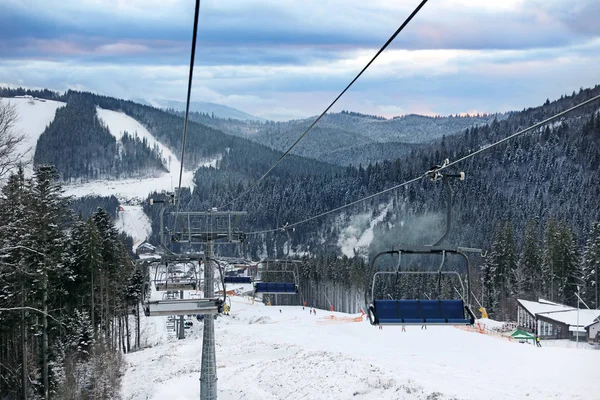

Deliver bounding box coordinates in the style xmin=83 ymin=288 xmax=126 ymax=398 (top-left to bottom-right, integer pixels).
xmin=0 ymin=0 xmax=599 ymax=120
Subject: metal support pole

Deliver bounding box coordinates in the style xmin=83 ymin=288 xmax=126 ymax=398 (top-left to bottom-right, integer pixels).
xmin=159 ymin=205 xmax=166 ymax=247
xmin=200 ymin=239 xmax=217 ymax=400
xmin=576 ymin=285 xmax=580 ymax=348
xmin=178 ymin=290 xmax=185 ymax=340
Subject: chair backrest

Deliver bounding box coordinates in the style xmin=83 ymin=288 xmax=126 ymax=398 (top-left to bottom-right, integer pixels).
xmin=255 ymin=282 xmax=297 ymax=293
xmin=374 ymin=299 xmax=468 ymax=324
xmin=224 ymin=276 xmax=252 ymax=284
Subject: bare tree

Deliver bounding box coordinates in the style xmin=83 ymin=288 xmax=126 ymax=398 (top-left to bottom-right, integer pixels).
xmin=0 ymin=100 xmax=26 ymax=180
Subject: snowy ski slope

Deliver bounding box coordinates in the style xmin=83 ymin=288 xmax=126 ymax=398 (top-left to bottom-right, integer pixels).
xmin=122 ymin=294 xmax=599 ymax=400
xmin=64 ymin=107 xmax=197 ymax=198
xmin=1 ymin=97 xmax=65 ymax=176
xmin=115 ymin=205 xmax=152 ymax=250
xmin=4 ymin=97 xmax=206 ymax=199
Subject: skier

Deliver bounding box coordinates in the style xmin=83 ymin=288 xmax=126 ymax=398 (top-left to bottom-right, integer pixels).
xmin=378 ymin=325 xmax=383 ymax=330
xmin=536 ymin=336 xmax=541 ymax=347
xmin=402 ymin=325 xmax=406 ymax=332
xmin=421 ymin=324 xmax=427 ymax=330
xmin=309 ymin=309 xmax=313 ymax=315
xmin=280 ymin=309 xmax=282 ymax=313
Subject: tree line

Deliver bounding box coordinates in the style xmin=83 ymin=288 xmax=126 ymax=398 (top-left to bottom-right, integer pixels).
xmin=0 ymin=165 xmax=143 ymax=399
xmin=482 ymin=219 xmax=600 ymax=320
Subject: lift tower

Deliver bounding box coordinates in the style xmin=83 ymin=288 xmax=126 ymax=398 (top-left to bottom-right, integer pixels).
xmin=171 ymin=209 xmax=246 ymax=400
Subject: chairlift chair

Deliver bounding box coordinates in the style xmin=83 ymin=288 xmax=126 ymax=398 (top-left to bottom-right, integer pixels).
xmin=253 ymin=259 xmax=300 ymax=294
xmin=154 ymin=261 xmax=198 ymax=291
xmin=144 ymin=257 xmax=226 ymax=318
xmin=366 ymin=247 xmax=476 ymax=326
xmin=223 ymin=263 xmax=253 ymax=284
xmin=144 ymin=298 xmax=224 ymax=317
xmin=365 ymin=169 xmax=480 ymax=327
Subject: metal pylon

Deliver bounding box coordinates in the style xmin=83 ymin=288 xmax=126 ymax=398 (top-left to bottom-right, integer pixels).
xmin=200 ymin=239 xmax=217 ymax=400
xmin=163 ymin=207 xmax=245 ymax=400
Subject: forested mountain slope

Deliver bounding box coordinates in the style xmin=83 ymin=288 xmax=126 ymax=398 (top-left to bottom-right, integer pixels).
xmin=1 ymin=88 xmax=342 ymax=183
xmin=154 ymin=86 xmax=600 ymax=265
xmin=185 ymin=109 xmax=502 ymax=165
xmin=33 ymin=100 xmax=167 ymax=181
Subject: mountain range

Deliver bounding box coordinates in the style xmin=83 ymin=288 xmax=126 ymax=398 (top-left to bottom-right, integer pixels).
xmin=2 ymin=85 xmax=599 ymax=263
xmin=133 ymin=97 xmax=265 ymax=122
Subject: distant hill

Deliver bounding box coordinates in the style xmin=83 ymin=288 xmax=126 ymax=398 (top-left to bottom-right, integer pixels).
xmin=187 ymin=110 xmax=505 ymax=166
xmin=134 ymin=98 xmax=265 ymax=122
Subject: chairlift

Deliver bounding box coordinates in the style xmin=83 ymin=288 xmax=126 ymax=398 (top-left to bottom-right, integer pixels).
xmin=253 ymin=259 xmax=300 ymax=294
xmin=365 ymin=170 xmax=480 ymax=326
xmin=223 ymin=263 xmax=253 ymax=284
xmin=144 ymin=298 xmax=223 ymax=317
xmin=154 ymin=260 xmax=198 ymax=291
xmin=143 ymin=256 xmax=226 ymax=318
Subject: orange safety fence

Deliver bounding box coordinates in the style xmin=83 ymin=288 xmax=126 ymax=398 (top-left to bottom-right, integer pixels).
xmin=317 ymin=315 xmax=365 ymax=325
xmin=454 ymin=322 xmax=514 ymax=342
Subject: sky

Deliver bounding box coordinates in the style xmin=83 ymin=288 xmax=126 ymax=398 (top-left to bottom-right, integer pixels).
xmin=0 ymin=0 xmax=599 ymax=121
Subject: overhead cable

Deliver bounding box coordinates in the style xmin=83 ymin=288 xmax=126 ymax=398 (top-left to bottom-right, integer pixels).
xmin=172 ymin=0 xmax=201 ymax=235
xmin=247 ymin=93 xmax=600 ymax=235
xmin=219 ymin=0 xmax=429 ymax=209
xmin=439 ymin=93 xmax=600 ymax=172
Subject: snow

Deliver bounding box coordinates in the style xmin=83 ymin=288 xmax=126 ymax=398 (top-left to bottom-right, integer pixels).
xmin=538 ymin=309 xmax=600 ymax=328
xmin=122 ymin=295 xmax=600 ymax=400
xmin=115 ymin=205 xmax=152 ymax=251
xmin=518 ymin=299 xmax=574 ymax=316
xmin=3 ymin=98 xmax=220 ymax=200
xmin=96 ymin=107 xmax=179 ymax=172
xmin=62 ymin=107 xmax=216 ymax=199
xmin=476 ymin=317 xmax=506 ymax=330
xmin=338 ymin=200 xmax=392 ymax=258
xmin=1 ymin=97 xmax=65 ymax=175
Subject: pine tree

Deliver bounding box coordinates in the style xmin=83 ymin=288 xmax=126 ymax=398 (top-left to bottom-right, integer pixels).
xmin=29 ymin=164 xmax=73 ymax=399
xmin=542 ymin=219 xmax=560 ymax=301
xmin=582 ymin=222 xmax=600 ymax=308
xmin=517 ymin=220 xmax=542 ymax=299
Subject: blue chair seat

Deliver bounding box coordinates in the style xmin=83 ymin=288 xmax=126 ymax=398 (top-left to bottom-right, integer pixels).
xmin=372 ymin=299 xmax=472 ymax=325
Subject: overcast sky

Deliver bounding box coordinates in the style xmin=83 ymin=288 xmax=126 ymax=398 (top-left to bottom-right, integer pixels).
xmin=1 ymin=0 xmax=599 ymax=120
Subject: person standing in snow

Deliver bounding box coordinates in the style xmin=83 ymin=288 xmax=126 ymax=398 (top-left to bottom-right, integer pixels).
xmin=536 ymin=336 xmax=541 ymax=347
xmin=402 ymin=325 xmax=406 ymax=332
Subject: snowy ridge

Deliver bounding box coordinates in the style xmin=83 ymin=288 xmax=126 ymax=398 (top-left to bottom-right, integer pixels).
xmin=122 ymin=296 xmax=598 ymax=400
xmin=2 ymin=97 xmax=65 ymax=175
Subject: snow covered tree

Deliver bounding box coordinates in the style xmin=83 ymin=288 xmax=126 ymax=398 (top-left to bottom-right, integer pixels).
xmin=542 ymin=219 xmax=560 ymax=301
xmin=0 ymin=167 xmax=36 ymax=399
xmin=482 ymin=222 xmax=517 ymax=320
xmin=542 ymin=220 xmax=581 ymax=305
xmin=29 ymin=164 xmax=73 ymax=399
xmin=517 ymin=220 xmax=542 ymax=299
xmin=0 ymin=100 xmax=25 ymax=181
xmin=582 ymin=222 xmax=600 ymax=308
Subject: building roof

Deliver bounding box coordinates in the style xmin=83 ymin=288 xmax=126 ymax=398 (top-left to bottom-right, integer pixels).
xmin=137 ymin=241 xmax=156 ymax=250
xmin=537 ymin=309 xmax=600 ymax=328
xmin=517 ymin=299 xmax=574 ymax=316
xmin=585 ymin=317 xmax=600 ymax=329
